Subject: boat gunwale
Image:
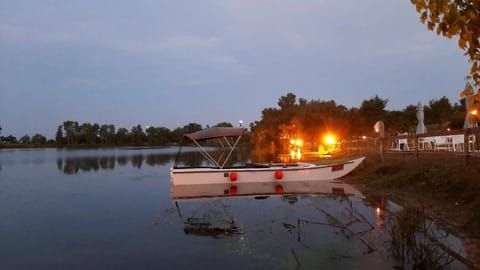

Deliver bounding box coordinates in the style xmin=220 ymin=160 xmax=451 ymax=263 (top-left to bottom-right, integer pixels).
xmin=170 ymin=157 xmax=363 ymax=174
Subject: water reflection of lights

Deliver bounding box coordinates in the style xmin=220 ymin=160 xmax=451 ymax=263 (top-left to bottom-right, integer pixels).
xmin=375 ymin=207 xmax=384 ymax=226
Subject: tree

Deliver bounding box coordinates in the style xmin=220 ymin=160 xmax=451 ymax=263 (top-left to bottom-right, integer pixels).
xmin=63 ymin=120 xmax=79 ymax=144
xmin=251 ymin=94 xmax=354 ymax=157
xmin=146 ymin=126 xmax=159 ymax=145
xmin=171 ymin=127 xmax=185 ymax=144
xmin=358 ymin=95 xmax=389 ymax=134
xmin=19 ymin=135 xmax=30 ymax=144
xmin=425 ymin=96 xmax=454 ymax=128
xmin=183 ymin=123 xmax=203 ymax=134
xmin=31 ymin=133 xmax=47 ymax=145
xmin=156 ymin=127 xmax=172 ymax=145
xmin=99 ymin=124 xmax=116 ymax=145
xmin=77 ymin=123 xmax=99 ymax=145
xmin=55 ymin=125 xmax=65 ymax=145
xmin=411 ymin=0 xmax=480 ymax=85
xmin=214 ymin=122 xmax=234 ymax=127
xmin=277 ymin=92 xmax=297 ymax=111
xmin=1 ymin=135 xmax=17 ymax=144
xmin=116 ymin=128 xmax=129 ymax=145
xmin=130 ymin=125 xmax=145 ymax=145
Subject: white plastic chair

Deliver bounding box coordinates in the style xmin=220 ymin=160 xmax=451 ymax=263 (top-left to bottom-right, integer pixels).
xmin=418 ymin=137 xmax=434 ymax=150
xmin=451 ymin=135 xmax=464 ymax=152
xmin=468 ymin=134 xmax=476 ymax=152
xmin=398 ymin=138 xmax=409 ymax=151
xmin=433 ymin=136 xmax=448 ymax=151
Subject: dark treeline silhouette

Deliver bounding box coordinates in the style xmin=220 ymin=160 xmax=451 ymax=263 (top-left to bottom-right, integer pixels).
xmin=1 ymin=122 xmax=233 ymax=147
xmin=0 ymin=93 xmax=467 ymax=149
xmin=55 ymin=121 xmax=209 ymax=147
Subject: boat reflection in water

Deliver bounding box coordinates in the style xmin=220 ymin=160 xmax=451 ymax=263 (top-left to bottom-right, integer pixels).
xmin=171 ymin=180 xmax=365 ymax=200
xmin=170 ymin=181 xmax=473 ymax=269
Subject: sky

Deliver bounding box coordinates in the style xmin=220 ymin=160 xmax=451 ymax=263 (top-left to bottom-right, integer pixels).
xmin=0 ymin=0 xmax=471 ymax=139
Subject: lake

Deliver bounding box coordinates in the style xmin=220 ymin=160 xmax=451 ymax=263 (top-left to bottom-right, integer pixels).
xmin=0 ymin=148 xmax=471 ymax=269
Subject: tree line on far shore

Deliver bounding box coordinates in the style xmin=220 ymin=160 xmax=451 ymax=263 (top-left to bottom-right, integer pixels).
xmin=0 ymin=92 xmax=469 ymax=148
xmin=0 ymin=121 xmax=234 ymax=147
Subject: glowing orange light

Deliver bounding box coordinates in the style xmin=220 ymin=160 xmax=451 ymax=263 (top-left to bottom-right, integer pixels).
xmin=295 ymin=139 xmax=303 ymax=146
xmin=471 ymin=109 xmax=478 ymax=116
xmin=362 ymin=135 xmax=367 ymax=140
xmin=290 ymin=139 xmax=303 ymax=146
xmin=324 ymin=134 xmax=336 ymax=145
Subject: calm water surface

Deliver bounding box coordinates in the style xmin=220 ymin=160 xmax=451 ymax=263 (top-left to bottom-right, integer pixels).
xmin=0 ymin=148 xmax=471 ymax=269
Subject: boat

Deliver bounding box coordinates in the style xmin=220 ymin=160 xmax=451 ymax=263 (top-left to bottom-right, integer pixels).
xmin=170 ymin=127 xmax=365 ymax=186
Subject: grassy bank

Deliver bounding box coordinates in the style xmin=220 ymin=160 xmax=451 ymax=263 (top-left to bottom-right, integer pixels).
xmin=342 ymin=151 xmax=480 ymax=238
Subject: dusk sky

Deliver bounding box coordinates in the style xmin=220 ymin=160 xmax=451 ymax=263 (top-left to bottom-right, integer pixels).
xmin=0 ymin=1 xmax=471 ymax=138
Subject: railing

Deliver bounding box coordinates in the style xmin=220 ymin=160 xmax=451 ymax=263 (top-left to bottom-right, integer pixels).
xmin=390 ymin=127 xmax=480 ymax=162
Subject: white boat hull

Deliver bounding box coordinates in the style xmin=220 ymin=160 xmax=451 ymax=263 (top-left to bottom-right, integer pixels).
xmin=170 ymin=156 xmax=365 ymax=185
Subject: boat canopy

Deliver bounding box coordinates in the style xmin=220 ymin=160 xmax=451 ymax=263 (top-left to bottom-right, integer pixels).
xmin=175 ymin=127 xmax=244 ymax=169
xmin=184 ymin=127 xmax=244 ymax=142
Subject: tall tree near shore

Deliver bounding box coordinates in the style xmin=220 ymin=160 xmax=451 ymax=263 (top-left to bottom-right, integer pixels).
xmin=55 ymin=125 xmax=65 ymax=145
xmin=116 ymin=128 xmax=129 ymax=145
xmin=63 ymin=120 xmax=79 ymax=144
xmin=358 ymin=95 xmax=389 ymax=134
xmin=250 ymin=93 xmax=353 ymax=157
xmin=214 ymin=122 xmax=234 ymax=127
xmin=99 ymin=124 xmax=116 ymax=145
xmin=19 ymin=135 xmax=30 ymax=144
xmin=277 ymin=92 xmax=297 ymax=111
xmin=183 ymin=123 xmax=203 ymax=134
xmin=31 ymin=133 xmax=47 ymax=145
xmin=411 ymin=0 xmax=480 ymax=85
xmin=130 ymin=125 xmax=145 ymax=145
xmin=425 ymin=96 xmax=454 ymax=128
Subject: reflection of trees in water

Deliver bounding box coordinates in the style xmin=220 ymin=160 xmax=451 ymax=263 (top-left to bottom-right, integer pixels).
xmin=388 ymin=206 xmax=471 ymax=269
xmin=117 ymin=156 xmax=128 ymax=166
xmin=99 ymin=156 xmax=115 ymax=170
xmin=57 ymin=153 xmax=174 ymax=175
xmin=146 ymin=154 xmax=171 ymax=166
xmin=175 ymin=151 xmax=205 ymax=167
xmin=131 ymin=155 xmax=143 ymax=169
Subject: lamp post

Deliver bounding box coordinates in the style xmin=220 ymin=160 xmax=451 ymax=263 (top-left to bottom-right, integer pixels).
xmin=374 ymin=121 xmax=385 ymax=162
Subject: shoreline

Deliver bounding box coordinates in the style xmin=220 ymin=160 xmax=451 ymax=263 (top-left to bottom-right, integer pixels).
xmin=341 ymin=151 xmax=480 ymax=267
